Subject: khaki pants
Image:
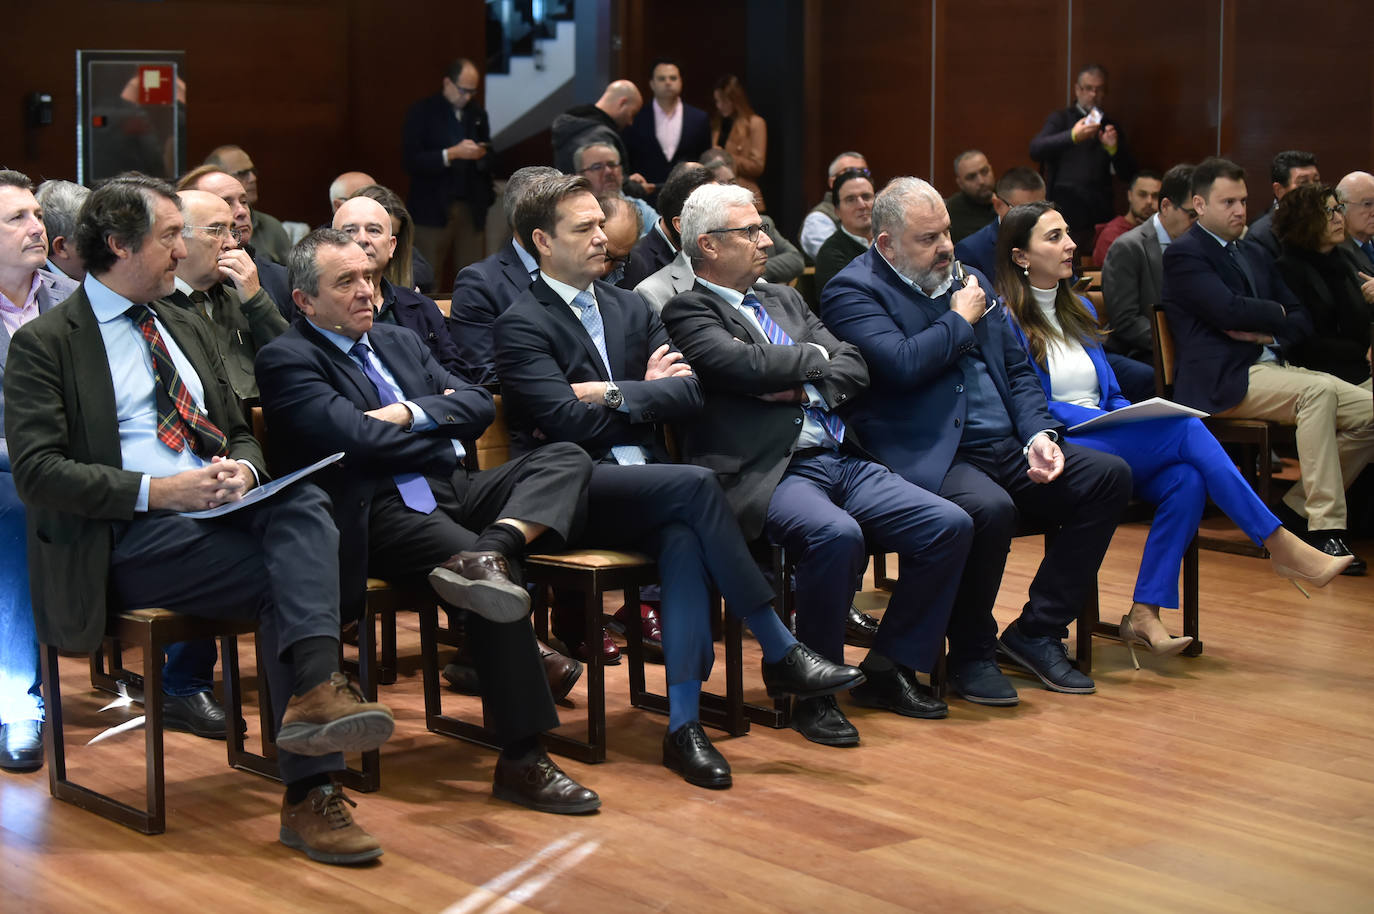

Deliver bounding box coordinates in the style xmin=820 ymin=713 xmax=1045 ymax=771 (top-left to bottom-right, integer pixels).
xmin=413 ymin=200 xmax=487 ymax=290
xmin=1215 ymin=363 xmax=1374 ymax=530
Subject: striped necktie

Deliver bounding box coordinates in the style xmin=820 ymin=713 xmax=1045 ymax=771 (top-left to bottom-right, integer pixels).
xmin=741 ymin=292 xmax=845 ymax=445
xmin=125 ymin=305 xmax=228 ymax=457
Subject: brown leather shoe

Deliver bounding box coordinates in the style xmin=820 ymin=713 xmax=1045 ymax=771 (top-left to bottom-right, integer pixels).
xmin=538 ymin=640 xmax=582 ymax=701
xmin=278 ymin=673 xmax=394 ymax=756
xmin=279 ymin=783 xmax=382 ymax=865
xmin=492 ymin=750 xmax=601 ymax=814
xmin=429 ymin=551 xmax=531 ymax=623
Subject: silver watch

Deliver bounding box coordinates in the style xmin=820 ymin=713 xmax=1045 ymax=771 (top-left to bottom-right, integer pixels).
xmin=603 ymin=382 xmax=624 ymax=409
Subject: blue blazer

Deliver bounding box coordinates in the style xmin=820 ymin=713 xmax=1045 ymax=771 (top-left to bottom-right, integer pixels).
xmin=380 ymin=278 xmax=468 ymax=381
xmin=1001 ymin=298 xmax=1129 ymax=430
xmin=448 ymin=240 xmax=534 ymax=385
xmin=954 ymin=218 xmax=998 ymax=280
xmin=1161 ymin=223 xmax=1313 ymax=413
xmin=820 ymin=247 xmax=1059 ymax=492
xmin=621 ymin=103 xmax=712 ymax=188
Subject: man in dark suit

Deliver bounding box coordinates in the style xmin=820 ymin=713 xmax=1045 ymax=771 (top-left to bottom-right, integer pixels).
xmin=823 ymin=177 xmax=1133 ymax=704
xmin=662 ymin=184 xmax=972 ymax=746
xmin=1162 ymin=157 xmax=1374 ymax=571
xmin=255 ymin=227 xmax=602 ymax=814
xmin=1029 ymin=64 xmax=1137 ymax=250
xmin=954 ymin=167 xmax=1045 ymax=279
xmin=402 ymin=58 xmax=495 ymax=281
xmin=1246 ymin=150 xmax=1320 ymax=261
xmin=4 ymin=175 xmax=394 ymax=864
xmin=552 ymin=80 xmax=644 ymax=188
xmin=1101 ymin=163 xmax=1197 ymax=363
xmin=620 ymin=59 xmax=712 ymax=194
xmin=494 ymin=174 xmax=864 ymax=789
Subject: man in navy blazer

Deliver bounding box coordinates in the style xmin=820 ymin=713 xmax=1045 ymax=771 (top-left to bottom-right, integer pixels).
xmin=494 ymin=174 xmax=864 ymax=789
xmin=1162 ymin=157 xmax=1373 ymax=571
xmin=620 ymin=59 xmax=712 ymax=193
xmin=255 ymin=228 xmax=603 ymax=814
xmin=822 ymin=177 xmax=1132 ymax=704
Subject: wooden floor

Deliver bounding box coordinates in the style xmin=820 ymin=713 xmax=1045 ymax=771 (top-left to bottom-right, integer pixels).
xmin=3 ymin=522 xmax=1372 ymax=913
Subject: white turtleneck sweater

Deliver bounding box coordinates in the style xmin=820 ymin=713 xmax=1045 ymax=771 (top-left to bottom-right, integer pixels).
xmin=1030 ymin=285 xmax=1100 ymax=409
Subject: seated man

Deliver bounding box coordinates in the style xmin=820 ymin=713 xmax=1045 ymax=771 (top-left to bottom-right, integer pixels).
xmin=822 ymin=177 xmax=1132 ymax=703
xmin=700 ymin=149 xmax=805 ymax=285
xmin=955 ymin=167 xmax=1045 ymax=279
xmin=4 ymin=174 xmax=393 ymax=864
xmin=205 ymin=145 xmax=293 ymax=265
xmin=493 ymin=174 xmax=864 ymax=788
xmin=800 ymin=151 xmax=868 ymax=260
xmin=573 ymin=141 xmax=658 ymax=240
xmin=629 ymin=163 xmax=716 ymax=311
xmin=1162 ymin=157 xmax=1374 ymax=571
xmin=663 ymin=184 xmax=973 ymax=745
xmin=1101 ymin=163 xmax=1196 ymax=364
xmin=597 ymin=193 xmax=641 ymax=286
xmin=1091 ymin=169 xmax=1161 ymax=266
xmin=255 ymin=228 xmax=601 ymax=815
xmin=945 ymin=150 xmax=997 ymax=243
xmin=34 ymin=179 xmax=90 ymax=283
xmin=1246 ymin=150 xmax=1320 ymax=261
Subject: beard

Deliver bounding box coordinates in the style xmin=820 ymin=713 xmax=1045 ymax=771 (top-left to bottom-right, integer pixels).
xmin=891 ymin=245 xmax=954 ymax=294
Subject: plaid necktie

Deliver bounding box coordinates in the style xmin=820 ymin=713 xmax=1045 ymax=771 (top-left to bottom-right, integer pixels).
xmin=741 ymin=292 xmax=845 ymax=444
xmin=574 ymin=290 xmax=645 ymax=466
xmin=349 ymin=341 xmax=437 ymax=513
xmin=125 ymin=305 xmax=228 ymax=458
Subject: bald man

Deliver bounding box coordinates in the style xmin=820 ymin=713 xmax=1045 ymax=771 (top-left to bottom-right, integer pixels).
xmin=204 ymin=145 xmax=293 ymax=265
xmin=165 ymin=190 xmax=289 ymax=403
xmin=552 ymin=80 xmax=648 ymax=192
xmin=1336 ymin=171 xmax=1374 ymax=283
xmin=330 ymin=172 xmax=377 ymax=214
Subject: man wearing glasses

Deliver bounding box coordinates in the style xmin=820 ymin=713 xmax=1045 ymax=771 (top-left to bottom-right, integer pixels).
xmin=954 ymin=167 xmax=1045 ymax=279
xmin=403 ymin=58 xmax=495 ymax=283
xmin=574 ymin=142 xmax=657 ymax=241
xmin=164 ymin=190 xmax=287 ymax=406
xmin=204 ymin=145 xmax=293 ymax=267
xmin=1336 ymin=171 xmax=1374 ymax=282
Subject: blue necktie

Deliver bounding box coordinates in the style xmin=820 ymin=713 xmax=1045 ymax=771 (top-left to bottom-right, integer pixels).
xmin=349 ymin=341 xmax=438 ymax=513
xmin=573 ymin=290 xmax=646 ymax=466
xmin=741 ymin=293 xmax=846 ymax=445
xmin=1362 ymin=239 xmax=1374 ymax=266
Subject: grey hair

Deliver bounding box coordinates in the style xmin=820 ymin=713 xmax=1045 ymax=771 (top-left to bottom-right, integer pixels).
xmin=827 ymin=151 xmax=866 ymax=178
xmin=36 ymin=181 xmax=92 ymax=253
xmin=289 ymin=227 xmax=355 ymax=297
xmin=872 ymin=176 xmax=944 ymax=240
xmin=505 ymin=165 xmax=561 ymax=232
xmin=571 ymin=142 xmax=618 ymax=174
xmin=680 ymin=183 xmax=757 ymax=260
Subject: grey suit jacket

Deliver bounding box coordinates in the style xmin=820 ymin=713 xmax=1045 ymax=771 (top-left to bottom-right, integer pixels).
xmin=1100 ymin=219 xmax=1162 ymax=358
xmin=634 ymin=249 xmax=695 ymax=314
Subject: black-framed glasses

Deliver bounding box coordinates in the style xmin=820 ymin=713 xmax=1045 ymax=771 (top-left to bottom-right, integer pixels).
xmin=580 ymin=161 xmax=623 ymax=175
xmin=706 ymin=224 xmax=765 ymax=243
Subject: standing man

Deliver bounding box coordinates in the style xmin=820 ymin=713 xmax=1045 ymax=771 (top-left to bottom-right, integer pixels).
xmin=823 ymin=177 xmax=1133 ymax=704
xmin=621 ymin=58 xmax=712 ymax=193
xmin=663 ymin=184 xmax=972 ymax=745
xmin=1030 ymin=64 xmax=1137 ymax=250
xmin=204 ymin=145 xmax=294 ymax=266
xmin=34 ymin=180 xmax=90 ymax=283
xmin=494 ymin=174 xmax=864 ymax=788
xmin=945 ymin=150 xmax=997 ymax=243
xmin=552 ymin=80 xmax=644 ymax=189
xmin=1092 ymin=170 xmax=1162 ymax=266
xmin=1246 ymin=150 xmax=1320 ymax=260
xmin=403 ymin=58 xmax=495 ymax=282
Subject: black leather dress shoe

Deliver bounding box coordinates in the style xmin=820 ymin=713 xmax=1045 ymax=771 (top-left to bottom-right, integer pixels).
xmin=844 ymin=605 xmax=880 ymax=648
xmin=761 ymin=643 xmax=865 ymax=699
xmin=1307 ymin=531 xmax=1367 ymax=576
xmin=792 ymin=695 xmax=859 ymax=747
xmin=493 ymin=749 xmax=601 ymax=814
xmin=0 ymin=720 xmax=44 ymax=772
xmin=163 ymin=691 xmax=244 ymax=740
xmin=849 ymin=666 xmax=948 ymax=719
xmin=662 ymin=721 xmax=731 ymax=789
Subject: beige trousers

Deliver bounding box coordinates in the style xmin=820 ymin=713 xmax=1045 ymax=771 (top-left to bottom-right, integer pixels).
xmin=413 ymin=200 xmax=487 ymax=290
xmin=1215 ymin=363 xmax=1374 ymax=530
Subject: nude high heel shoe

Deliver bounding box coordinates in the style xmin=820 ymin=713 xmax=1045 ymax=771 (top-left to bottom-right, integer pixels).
xmin=1118 ymin=604 xmax=1194 ymax=670
xmin=1265 ymin=527 xmax=1354 ymax=597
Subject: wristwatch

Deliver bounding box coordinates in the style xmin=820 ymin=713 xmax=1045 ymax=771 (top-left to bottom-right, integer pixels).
xmin=603 ymin=382 xmax=624 ymax=409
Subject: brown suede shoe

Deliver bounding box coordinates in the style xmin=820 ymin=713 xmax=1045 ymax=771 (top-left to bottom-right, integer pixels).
xmin=279 ymin=784 xmax=382 ymax=865
xmin=277 ymin=673 xmax=394 ymax=756
xmin=493 ymin=749 xmax=601 ymax=815
xmin=428 ymin=551 xmax=530 ymax=623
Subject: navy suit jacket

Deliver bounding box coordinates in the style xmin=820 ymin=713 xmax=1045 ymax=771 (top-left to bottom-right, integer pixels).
xmin=401 ymin=93 xmax=494 ymax=230
xmin=448 ymin=240 xmax=534 ymax=384
xmin=1161 ymin=223 xmax=1314 ymax=413
xmin=253 ymin=248 xmax=293 ymax=320
xmin=378 ymin=278 xmax=467 ymax=380
xmin=621 ymin=103 xmax=712 ymax=188
xmin=954 ymin=219 xmax=998 ymax=280
xmin=621 ymin=225 xmax=677 ymax=290
xmin=820 ymin=247 xmax=1058 ymax=492
xmin=493 ymin=277 xmax=702 ymax=462
xmin=255 ymin=319 xmax=492 ymax=619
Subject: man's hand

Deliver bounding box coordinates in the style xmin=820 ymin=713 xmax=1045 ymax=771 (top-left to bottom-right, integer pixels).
xmin=364 ymin=403 xmax=413 ymax=427
xmin=628 ymin=174 xmax=655 ymax=195
xmin=1224 ymin=329 xmax=1274 ymax=345
xmin=571 ymin=381 xmax=609 ymax=404
xmin=645 ymin=344 xmax=693 ymax=380
xmin=1026 ymin=435 xmax=1065 ymax=484
xmin=950 ymin=275 xmax=988 ymax=326
xmin=1098 ymin=124 xmax=1119 ymax=151
xmin=147 ymin=462 xmax=250 ymax=512
xmin=1071 ymin=116 xmax=1101 ymax=143
xmin=217 ymin=248 xmax=261 ymax=299
xmin=1358 ymin=271 xmax=1374 ymax=304
xmin=445 ymin=139 xmax=486 ymax=162
xmin=755 ymin=388 xmax=804 ymax=403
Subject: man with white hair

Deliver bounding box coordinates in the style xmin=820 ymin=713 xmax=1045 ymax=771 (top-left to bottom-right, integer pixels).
xmin=800 ymin=151 xmax=869 ymax=259
xmin=1336 ymin=171 xmax=1374 ymax=284
xmin=34 ymin=180 xmax=90 ymax=283
xmin=663 ymin=184 xmax=972 ymax=745
xmin=822 ymin=177 xmax=1132 ymax=705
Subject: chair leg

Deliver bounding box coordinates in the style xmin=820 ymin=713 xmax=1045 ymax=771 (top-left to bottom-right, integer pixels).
xmin=40 ymin=644 xmax=66 ymax=794
xmin=223 ymin=633 xmax=278 ymax=781
xmin=1182 ymin=536 xmax=1203 ymax=656
xmin=142 ymin=633 xmax=167 ymax=835
xmin=379 ymin=608 xmax=397 ymax=686
xmin=583 ymin=585 xmax=606 ymax=757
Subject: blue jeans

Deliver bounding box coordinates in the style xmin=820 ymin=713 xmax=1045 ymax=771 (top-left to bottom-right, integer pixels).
xmin=0 ymin=471 xmax=42 ymax=724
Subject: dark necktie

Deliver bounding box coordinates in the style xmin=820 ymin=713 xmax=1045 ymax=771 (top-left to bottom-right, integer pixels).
xmin=1226 ymin=241 xmax=1258 ymax=296
xmin=349 ymin=341 xmax=438 ymax=514
xmin=188 ymin=289 xmax=211 ymax=319
xmin=1362 ymin=239 xmax=1374 ymax=266
xmin=125 ymin=305 xmax=228 ymax=458
xmin=741 ymin=292 xmax=846 ymax=445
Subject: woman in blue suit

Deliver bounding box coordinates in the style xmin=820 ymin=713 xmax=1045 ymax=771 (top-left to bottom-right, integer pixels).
xmin=993 ymin=201 xmax=1351 ymax=665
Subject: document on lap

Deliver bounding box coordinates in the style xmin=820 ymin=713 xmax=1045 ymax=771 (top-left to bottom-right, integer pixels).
xmin=1068 ymin=398 xmax=1208 ymax=433
xmin=178 ymin=452 xmax=345 ymax=519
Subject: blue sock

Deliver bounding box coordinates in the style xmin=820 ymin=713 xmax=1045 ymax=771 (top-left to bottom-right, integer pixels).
xmin=667 ymin=681 xmax=702 ymax=732
xmin=744 ymin=607 xmax=796 ymax=663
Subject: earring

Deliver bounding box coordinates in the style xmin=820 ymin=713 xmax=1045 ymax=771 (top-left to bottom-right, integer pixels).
xmin=1022 ymin=266 xmax=1029 ymax=278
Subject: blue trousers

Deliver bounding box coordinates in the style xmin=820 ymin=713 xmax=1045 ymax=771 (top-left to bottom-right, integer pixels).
xmin=0 ymin=471 xmax=41 ymax=725
xmin=1070 ymin=416 xmax=1280 ymax=607
xmin=1105 ymin=351 xmax=1156 ymax=403
xmin=765 ymin=451 xmax=972 ymax=672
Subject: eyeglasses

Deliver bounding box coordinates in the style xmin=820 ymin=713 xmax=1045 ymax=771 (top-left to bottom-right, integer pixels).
xmin=1345 ymin=198 xmax=1374 ymax=212
xmin=183 ymin=224 xmax=241 ymax=242
xmin=581 ymin=161 xmax=623 ymax=175
xmin=1324 ymin=203 xmax=1347 ymax=219
xmin=706 ymin=223 xmax=765 ymax=243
